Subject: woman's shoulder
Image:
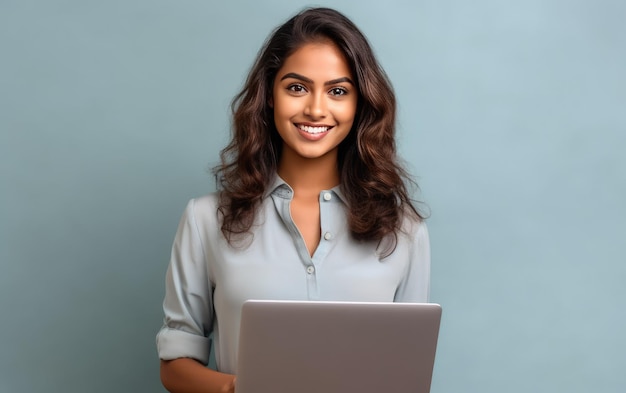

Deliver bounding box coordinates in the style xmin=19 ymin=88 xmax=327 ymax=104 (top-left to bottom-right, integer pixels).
xmin=182 ymin=192 xmax=221 ymax=221
xmin=190 ymin=191 xmax=220 ymax=207
xmin=399 ymin=212 xmax=429 ymax=242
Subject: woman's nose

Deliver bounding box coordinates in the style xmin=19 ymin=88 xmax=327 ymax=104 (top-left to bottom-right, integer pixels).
xmin=304 ymin=93 xmax=327 ymax=119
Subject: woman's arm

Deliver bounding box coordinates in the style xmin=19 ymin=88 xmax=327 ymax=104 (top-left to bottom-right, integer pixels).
xmin=158 ymin=199 xmax=229 ymax=391
xmin=160 ymin=358 xmax=235 ymax=393
xmin=394 ymin=220 xmax=431 ymax=302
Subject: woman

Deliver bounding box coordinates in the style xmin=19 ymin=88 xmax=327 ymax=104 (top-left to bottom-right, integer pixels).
xmin=157 ymin=7 xmax=430 ymax=393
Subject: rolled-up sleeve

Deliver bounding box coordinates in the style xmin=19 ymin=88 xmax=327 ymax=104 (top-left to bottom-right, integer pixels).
xmin=156 ymin=199 xmax=213 ymax=365
xmin=394 ymin=221 xmax=431 ymax=303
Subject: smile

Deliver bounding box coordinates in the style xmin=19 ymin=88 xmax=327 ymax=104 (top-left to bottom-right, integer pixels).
xmin=296 ymin=124 xmax=333 ymax=134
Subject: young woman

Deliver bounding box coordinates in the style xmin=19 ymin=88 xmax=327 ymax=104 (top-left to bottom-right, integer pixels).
xmin=157 ymin=7 xmax=430 ymax=393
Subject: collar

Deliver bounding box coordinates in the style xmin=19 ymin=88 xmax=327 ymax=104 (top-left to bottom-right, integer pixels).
xmin=264 ymin=174 xmax=349 ymax=206
xmin=263 ymin=175 xmax=292 ymax=199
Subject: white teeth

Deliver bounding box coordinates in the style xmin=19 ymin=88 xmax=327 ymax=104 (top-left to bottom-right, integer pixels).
xmin=298 ymin=125 xmax=330 ymax=134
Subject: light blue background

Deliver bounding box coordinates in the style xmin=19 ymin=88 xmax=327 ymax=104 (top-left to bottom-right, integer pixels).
xmin=1 ymin=1 xmax=624 ymax=392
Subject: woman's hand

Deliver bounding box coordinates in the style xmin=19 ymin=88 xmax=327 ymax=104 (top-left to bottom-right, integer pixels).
xmin=220 ymin=376 xmax=236 ymax=393
xmin=161 ymin=358 xmax=236 ymax=393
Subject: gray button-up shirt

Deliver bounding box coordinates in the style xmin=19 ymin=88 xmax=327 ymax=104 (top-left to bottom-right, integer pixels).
xmin=157 ymin=177 xmax=431 ymax=374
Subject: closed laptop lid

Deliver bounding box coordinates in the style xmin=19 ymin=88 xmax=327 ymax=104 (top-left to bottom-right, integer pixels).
xmin=236 ymin=300 xmax=442 ymax=393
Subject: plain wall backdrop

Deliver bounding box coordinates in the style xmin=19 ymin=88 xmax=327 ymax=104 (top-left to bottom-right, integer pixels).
xmin=1 ymin=1 xmax=625 ymax=392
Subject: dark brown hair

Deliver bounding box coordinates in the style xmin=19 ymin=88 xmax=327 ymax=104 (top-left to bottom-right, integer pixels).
xmin=214 ymin=7 xmax=424 ymax=252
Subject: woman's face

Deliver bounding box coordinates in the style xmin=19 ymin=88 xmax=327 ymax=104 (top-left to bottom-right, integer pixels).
xmin=272 ymin=41 xmax=357 ymax=161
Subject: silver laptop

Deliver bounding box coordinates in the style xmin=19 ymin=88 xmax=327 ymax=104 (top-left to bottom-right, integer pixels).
xmin=236 ymin=300 xmax=442 ymax=393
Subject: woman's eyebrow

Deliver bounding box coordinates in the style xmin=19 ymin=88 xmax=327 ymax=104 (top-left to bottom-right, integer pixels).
xmin=280 ymin=72 xmax=354 ymax=86
xmin=280 ymin=72 xmax=313 ymax=83
xmin=324 ymin=77 xmax=354 ymax=86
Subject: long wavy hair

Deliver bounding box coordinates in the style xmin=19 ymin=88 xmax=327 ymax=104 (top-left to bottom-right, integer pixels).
xmin=214 ymin=7 xmax=424 ymax=253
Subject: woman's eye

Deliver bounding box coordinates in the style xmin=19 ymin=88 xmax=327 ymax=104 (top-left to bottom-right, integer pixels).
xmin=329 ymin=87 xmax=348 ymax=96
xmin=287 ymin=84 xmax=306 ymax=93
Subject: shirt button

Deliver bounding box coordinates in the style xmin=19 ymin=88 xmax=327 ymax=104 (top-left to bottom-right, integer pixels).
xmin=323 ymin=232 xmax=333 ymax=241
xmin=306 ymin=266 xmax=315 ymax=274
xmin=323 ymin=192 xmax=332 ymax=201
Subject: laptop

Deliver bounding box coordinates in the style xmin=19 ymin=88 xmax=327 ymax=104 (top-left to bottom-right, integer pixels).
xmin=236 ymin=300 xmax=442 ymax=393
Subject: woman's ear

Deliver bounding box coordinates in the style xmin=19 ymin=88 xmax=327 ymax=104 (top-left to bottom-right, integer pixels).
xmin=268 ymin=96 xmax=273 ymax=108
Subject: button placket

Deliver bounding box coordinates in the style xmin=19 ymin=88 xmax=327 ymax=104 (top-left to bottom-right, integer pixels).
xmin=321 ymin=191 xmax=334 ymax=243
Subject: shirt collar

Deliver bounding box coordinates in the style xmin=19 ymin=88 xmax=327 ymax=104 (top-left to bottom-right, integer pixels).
xmin=264 ymin=175 xmax=292 ymax=199
xmin=330 ymin=184 xmax=349 ymax=206
xmin=264 ymin=174 xmax=349 ymax=206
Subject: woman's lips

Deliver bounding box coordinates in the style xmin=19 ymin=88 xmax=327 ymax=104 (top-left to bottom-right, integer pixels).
xmin=295 ymin=123 xmax=333 ymax=141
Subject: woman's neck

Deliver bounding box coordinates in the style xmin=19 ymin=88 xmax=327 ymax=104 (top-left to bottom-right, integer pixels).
xmin=277 ymin=148 xmax=340 ymax=198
